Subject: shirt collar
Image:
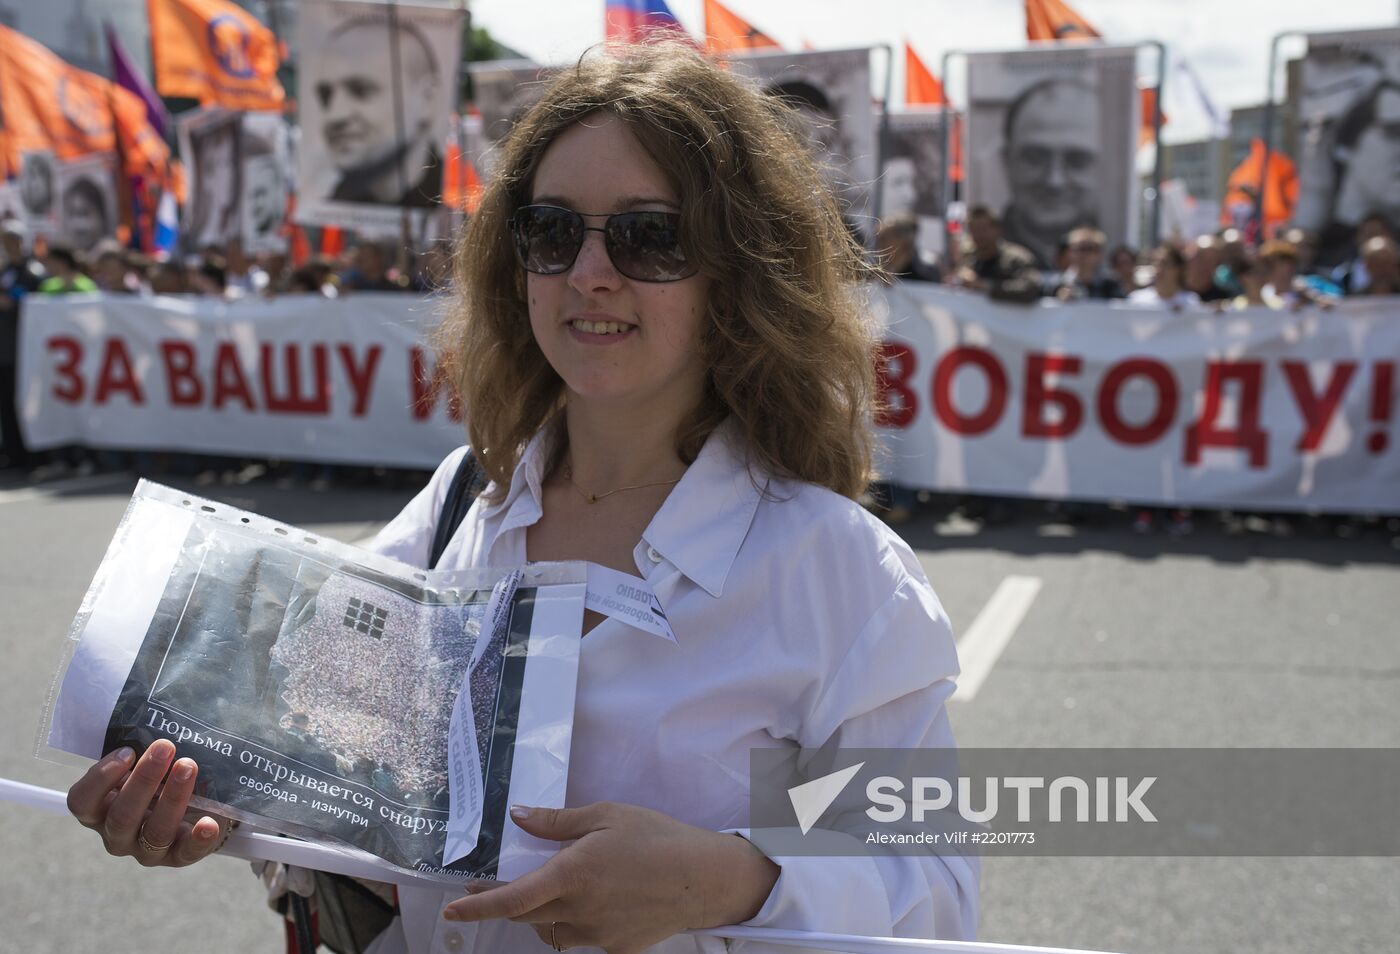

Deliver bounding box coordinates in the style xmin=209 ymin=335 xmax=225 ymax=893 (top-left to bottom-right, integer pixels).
xmin=642 ymin=418 xmax=765 ymax=599
xmin=480 ymin=416 xmax=765 ymax=599
xmin=477 ymin=421 xmax=558 ymax=525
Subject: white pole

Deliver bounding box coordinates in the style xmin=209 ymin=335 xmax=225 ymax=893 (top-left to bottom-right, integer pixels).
xmin=1 ymin=778 xmax=1122 ymax=954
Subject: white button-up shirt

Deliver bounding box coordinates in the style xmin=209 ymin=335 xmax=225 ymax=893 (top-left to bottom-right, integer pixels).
xmin=367 ymin=420 xmax=979 ymax=954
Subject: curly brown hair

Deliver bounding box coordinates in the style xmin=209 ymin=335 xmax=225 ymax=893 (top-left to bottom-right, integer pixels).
xmin=438 ymin=41 xmax=877 ymax=500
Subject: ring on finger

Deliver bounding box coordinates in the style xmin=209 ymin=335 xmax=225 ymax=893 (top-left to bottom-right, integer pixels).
xmin=550 ymin=921 xmax=564 ymax=952
xmin=137 ymin=827 xmax=173 ymax=854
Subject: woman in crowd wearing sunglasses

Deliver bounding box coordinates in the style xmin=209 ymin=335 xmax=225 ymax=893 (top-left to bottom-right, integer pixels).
xmin=64 ymin=41 xmax=976 ymax=953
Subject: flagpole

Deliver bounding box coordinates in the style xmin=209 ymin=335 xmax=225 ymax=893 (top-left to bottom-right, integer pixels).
xmin=458 ymin=1 xmax=471 ymax=228
xmin=1255 ymin=31 xmax=1302 ymax=245
xmin=102 ymin=61 xmax=137 ymax=247
xmin=1145 ymin=41 xmax=1166 ymax=247
xmin=385 ymin=0 xmax=414 ymax=260
xmin=939 ymin=49 xmax=962 ymax=272
xmin=872 ymin=43 xmax=893 ymax=238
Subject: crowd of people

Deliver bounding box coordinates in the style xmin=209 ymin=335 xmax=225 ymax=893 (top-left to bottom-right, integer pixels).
xmin=0 ymin=219 xmax=456 ymax=304
xmin=874 ymin=206 xmax=1400 ymax=308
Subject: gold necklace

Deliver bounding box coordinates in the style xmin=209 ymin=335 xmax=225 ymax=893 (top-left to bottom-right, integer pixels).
xmin=562 ymin=463 xmax=681 ymax=504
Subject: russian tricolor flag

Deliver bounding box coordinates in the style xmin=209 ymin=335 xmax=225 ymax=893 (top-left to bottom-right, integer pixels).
xmin=605 ymin=0 xmax=692 ymax=45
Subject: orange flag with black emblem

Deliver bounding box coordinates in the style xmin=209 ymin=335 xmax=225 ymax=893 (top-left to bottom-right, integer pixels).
xmin=0 ymin=25 xmax=170 ymax=182
xmin=1025 ymin=0 xmax=1101 ymax=42
xmin=148 ymin=0 xmax=283 ymax=111
xmin=702 ymin=0 xmax=780 ymax=55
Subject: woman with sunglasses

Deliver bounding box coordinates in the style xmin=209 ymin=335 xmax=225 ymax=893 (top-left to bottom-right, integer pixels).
xmin=64 ymin=41 xmax=977 ymax=954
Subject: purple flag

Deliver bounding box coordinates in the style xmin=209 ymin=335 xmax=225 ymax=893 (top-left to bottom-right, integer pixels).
xmin=105 ymin=22 xmax=168 ymax=141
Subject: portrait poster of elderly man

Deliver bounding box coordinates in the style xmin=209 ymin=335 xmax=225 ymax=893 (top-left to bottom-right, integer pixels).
xmin=180 ymin=110 xmax=245 ymax=252
xmin=295 ymin=0 xmax=463 ymax=236
xmin=724 ymin=47 xmax=877 ymax=236
xmin=241 ymin=112 xmax=292 ymax=254
xmin=965 ymin=44 xmax=1139 ymax=270
xmin=1291 ymin=28 xmax=1400 ymax=272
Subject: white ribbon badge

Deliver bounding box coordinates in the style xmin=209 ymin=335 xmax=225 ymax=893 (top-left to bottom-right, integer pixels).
xmin=585 ymin=563 xmax=677 ymax=643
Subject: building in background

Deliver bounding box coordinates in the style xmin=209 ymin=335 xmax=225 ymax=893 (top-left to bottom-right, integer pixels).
xmin=0 ymin=0 xmax=148 ymax=76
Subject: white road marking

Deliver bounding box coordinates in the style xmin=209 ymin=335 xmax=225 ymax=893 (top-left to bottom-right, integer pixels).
xmin=0 ymin=472 xmax=134 ymax=505
xmin=952 ymin=574 xmax=1043 ymax=702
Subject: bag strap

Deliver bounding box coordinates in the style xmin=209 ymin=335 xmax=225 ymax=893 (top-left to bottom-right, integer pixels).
xmin=429 ymin=449 xmax=487 ymax=570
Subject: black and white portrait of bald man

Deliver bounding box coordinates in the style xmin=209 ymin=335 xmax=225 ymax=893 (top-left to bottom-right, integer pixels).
xmin=999 ymin=76 xmax=1101 ymax=269
xmin=313 ymin=12 xmax=444 ymax=207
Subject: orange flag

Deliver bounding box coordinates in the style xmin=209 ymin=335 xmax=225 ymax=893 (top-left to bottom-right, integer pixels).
xmin=1025 ymin=0 xmax=1101 ymax=42
xmin=1222 ymin=138 xmax=1297 ymax=227
xmin=1138 ymin=87 xmax=1167 ymax=150
xmin=321 ymin=226 xmax=345 ymax=258
xmin=442 ymin=146 xmax=483 ymax=214
xmin=148 ymin=0 xmax=284 ymax=111
xmin=703 ymin=0 xmax=780 ymax=55
xmin=0 ymin=25 xmax=170 ymax=182
xmin=904 ymin=42 xmax=946 ymax=107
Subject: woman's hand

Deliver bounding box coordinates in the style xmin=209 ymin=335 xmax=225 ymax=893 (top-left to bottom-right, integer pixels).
xmin=443 ymin=801 xmax=780 ymax=954
xmin=66 ymin=738 xmax=233 ymax=868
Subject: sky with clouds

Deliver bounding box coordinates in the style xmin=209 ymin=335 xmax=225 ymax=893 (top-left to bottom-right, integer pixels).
xmin=469 ymin=0 xmax=1400 ymax=143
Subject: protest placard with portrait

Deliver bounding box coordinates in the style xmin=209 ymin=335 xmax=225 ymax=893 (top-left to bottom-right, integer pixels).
xmin=295 ymin=0 xmax=463 ymax=236
xmin=966 ymin=45 xmax=1139 ymax=269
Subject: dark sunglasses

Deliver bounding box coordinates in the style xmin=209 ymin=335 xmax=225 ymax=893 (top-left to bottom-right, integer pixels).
xmin=509 ymin=204 xmax=697 ymax=283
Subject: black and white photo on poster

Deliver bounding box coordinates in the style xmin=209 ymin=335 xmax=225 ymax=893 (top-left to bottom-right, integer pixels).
xmin=0 ymin=182 xmax=23 ymax=228
xmin=55 ymin=154 xmax=119 ymax=253
xmin=96 ymin=524 xmax=500 ymax=874
xmin=1292 ymin=28 xmax=1400 ymax=270
xmin=180 ymin=109 xmax=244 ymax=252
xmin=295 ymin=0 xmax=463 ymax=235
xmin=880 ymin=110 xmax=951 ymax=257
xmin=19 ymin=150 xmax=59 ymax=238
xmin=725 ymin=48 xmax=878 ymax=238
xmin=467 ymin=60 xmax=552 ymax=179
xmin=242 ymin=112 xmax=291 ymax=254
xmin=44 ymin=483 xmax=585 ymax=882
xmin=965 ymin=45 xmax=1139 ymax=269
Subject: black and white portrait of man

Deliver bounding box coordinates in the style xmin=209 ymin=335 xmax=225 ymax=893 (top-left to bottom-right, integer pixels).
xmin=182 ymin=111 xmax=245 ymax=251
xmin=296 ymin=0 xmax=462 ymax=231
xmin=966 ymin=46 xmax=1138 ymax=269
xmin=727 ymin=48 xmax=877 ymax=233
xmin=999 ymin=77 xmax=1101 ymax=268
xmin=56 ymin=156 xmax=118 ymax=253
xmin=1294 ymin=32 xmax=1400 ymax=267
xmin=242 ymin=112 xmax=290 ymax=253
xmin=20 ymin=151 xmax=58 ymax=233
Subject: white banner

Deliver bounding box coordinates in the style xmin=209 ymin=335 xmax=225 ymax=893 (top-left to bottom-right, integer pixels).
xmin=16 ymin=288 xmax=1400 ymax=513
xmin=17 ymin=293 xmax=464 ymax=467
xmin=874 ymin=284 xmax=1400 ymax=514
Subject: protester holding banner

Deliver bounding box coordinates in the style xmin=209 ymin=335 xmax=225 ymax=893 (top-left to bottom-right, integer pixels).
xmin=1046 ymin=227 xmax=1125 ymax=301
xmin=64 ymin=39 xmax=978 ymax=952
xmin=954 ymin=204 xmax=1042 ymax=303
xmin=1127 ymin=245 xmax=1199 ymax=310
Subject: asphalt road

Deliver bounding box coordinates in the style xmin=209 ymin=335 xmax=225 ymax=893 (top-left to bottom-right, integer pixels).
xmin=2 ymin=468 xmax=1396 ymax=954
